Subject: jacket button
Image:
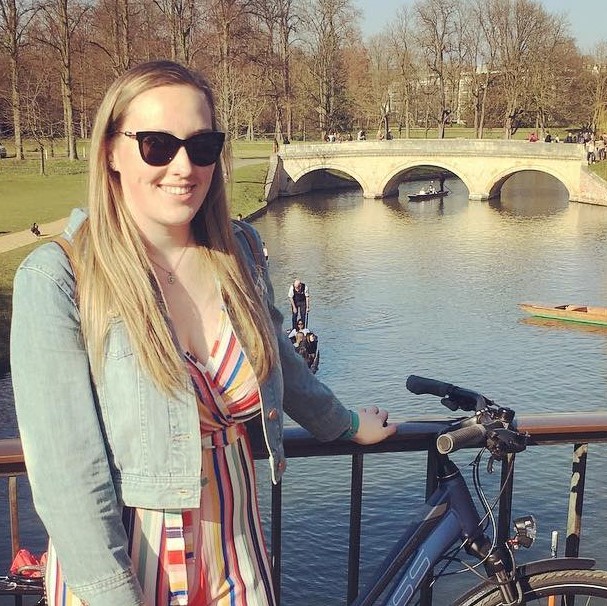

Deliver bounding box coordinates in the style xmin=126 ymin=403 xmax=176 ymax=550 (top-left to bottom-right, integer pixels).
xmin=277 ymin=459 xmax=287 ymax=472
xmin=267 ymin=407 xmax=279 ymax=421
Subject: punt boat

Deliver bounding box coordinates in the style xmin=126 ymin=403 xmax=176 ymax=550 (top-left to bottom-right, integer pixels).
xmin=518 ymin=303 xmax=607 ymax=326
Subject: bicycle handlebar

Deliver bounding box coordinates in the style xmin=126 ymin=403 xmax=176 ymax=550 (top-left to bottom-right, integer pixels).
xmin=436 ymin=424 xmax=487 ymax=454
xmin=406 ymin=375 xmax=492 ymax=412
xmin=406 ymin=374 xmax=528 ymax=457
xmin=405 ymin=375 xmax=453 ymax=397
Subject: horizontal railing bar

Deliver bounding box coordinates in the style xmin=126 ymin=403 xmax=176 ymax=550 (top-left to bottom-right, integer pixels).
xmin=3 ymin=412 xmax=607 ymax=473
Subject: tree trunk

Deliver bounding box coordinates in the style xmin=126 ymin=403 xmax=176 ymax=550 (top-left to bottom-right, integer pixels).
xmin=10 ymin=56 xmax=24 ymax=159
xmin=38 ymin=145 xmax=46 ymax=176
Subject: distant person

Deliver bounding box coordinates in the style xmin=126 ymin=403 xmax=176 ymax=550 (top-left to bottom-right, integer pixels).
xmin=306 ymin=332 xmax=320 ymax=373
xmin=262 ymin=241 xmax=269 ymax=261
xmin=357 ymin=130 xmax=366 ymax=141
xmin=596 ymin=137 xmax=606 ymax=161
xmin=293 ymin=330 xmax=307 ymax=352
xmin=236 ymin=213 xmax=243 ymax=220
xmin=30 ymin=223 xmax=41 ymax=237
xmin=528 ymin=132 xmax=538 ymax=142
xmin=586 ymin=138 xmax=596 ymax=165
xmin=288 ymin=279 xmax=310 ymax=328
xmin=288 ymin=318 xmax=310 ymax=341
xmin=544 ymin=131 xmax=552 ymax=143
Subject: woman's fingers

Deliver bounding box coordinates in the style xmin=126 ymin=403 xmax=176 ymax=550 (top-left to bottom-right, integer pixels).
xmin=353 ymin=407 xmax=397 ymax=445
xmin=361 ymin=405 xmax=379 ymax=414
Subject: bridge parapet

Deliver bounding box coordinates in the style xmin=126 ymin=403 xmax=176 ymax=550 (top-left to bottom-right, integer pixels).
xmin=279 ymin=139 xmax=586 ymax=161
xmin=274 ymin=139 xmax=593 ymax=202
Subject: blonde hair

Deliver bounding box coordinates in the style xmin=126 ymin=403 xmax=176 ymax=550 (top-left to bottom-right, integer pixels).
xmin=73 ymin=60 xmax=276 ymax=395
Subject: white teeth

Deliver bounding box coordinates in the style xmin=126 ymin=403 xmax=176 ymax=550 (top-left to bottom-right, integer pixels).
xmin=160 ymin=185 xmax=194 ymax=195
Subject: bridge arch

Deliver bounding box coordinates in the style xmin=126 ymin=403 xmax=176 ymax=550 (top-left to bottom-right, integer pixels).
xmin=381 ymin=161 xmax=472 ymax=198
xmin=286 ymin=161 xmax=367 ymax=195
xmin=486 ymin=166 xmax=574 ymax=200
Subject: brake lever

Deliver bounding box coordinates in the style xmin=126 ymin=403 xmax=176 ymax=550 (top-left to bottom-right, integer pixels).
xmin=485 ymin=428 xmax=528 ymax=464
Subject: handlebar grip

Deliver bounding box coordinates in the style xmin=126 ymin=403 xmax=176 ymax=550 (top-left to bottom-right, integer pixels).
xmin=436 ymin=424 xmax=487 ymax=454
xmin=406 ymin=375 xmax=454 ymax=397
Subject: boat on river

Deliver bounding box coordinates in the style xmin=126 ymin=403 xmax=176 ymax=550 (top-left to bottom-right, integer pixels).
xmin=519 ymin=303 xmax=607 ymax=326
xmin=408 ymin=190 xmax=449 ymax=201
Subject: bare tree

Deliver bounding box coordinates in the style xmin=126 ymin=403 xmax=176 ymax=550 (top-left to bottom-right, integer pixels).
xmin=340 ymin=39 xmax=373 ymax=132
xmin=298 ymin=0 xmax=359 ymax=140
xmin=153 ymin=0 xmax=197 ymax=64
xmin=37 ymin=0 xmax=88 ymax=159
xmin=523 ymin=10 xmax=571 ymax=137
xmin=366 ymin=33 xmax=395 ymax=139
xmin=466 ymin=0 xmax=501 ymax=138
xmin=485 ymin=0 xmax=561 ymax=138
xmin=0 ymin=0 xmax=38 ymax=159
xmin=20 ymin=56 xmax=61 ymax=173
xmin=386 ymin=7 xmax=419 ymax=138
xmin=250 ymin=0 xmax=298 ymax=143
xmin=585 ymin=43 xmax=607 ymax=135
xmin=413 ymin=0 xmax=458 ymax=138
xmin=88 ymin=0 xmax=132 ymax=75
xmin=201 ymin=0 xmax=255 ymax=139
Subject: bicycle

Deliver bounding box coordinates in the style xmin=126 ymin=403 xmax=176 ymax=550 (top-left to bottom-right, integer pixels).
xmin=351 ymin=374 xmax=607 ymax=605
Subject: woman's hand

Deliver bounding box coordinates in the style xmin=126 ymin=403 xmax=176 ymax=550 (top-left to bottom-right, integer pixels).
xmin=352 ymin=405 xmax=397 ymax=445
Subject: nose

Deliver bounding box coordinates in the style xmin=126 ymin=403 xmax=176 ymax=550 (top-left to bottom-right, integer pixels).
xmin=168 ymin=144 xmax=193 ymax=173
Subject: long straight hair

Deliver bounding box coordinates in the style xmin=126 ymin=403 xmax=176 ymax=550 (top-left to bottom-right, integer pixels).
xmin=73 ymin=60 xmax=277 ymax=395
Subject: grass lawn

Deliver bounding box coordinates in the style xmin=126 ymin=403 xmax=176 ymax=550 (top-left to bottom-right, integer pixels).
xmin=590 ymin=161 xmax=607 ymax=181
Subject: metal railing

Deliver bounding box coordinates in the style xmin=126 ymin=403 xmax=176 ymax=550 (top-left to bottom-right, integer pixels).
xmin=2 ymin=411 xmax=607 ymax=605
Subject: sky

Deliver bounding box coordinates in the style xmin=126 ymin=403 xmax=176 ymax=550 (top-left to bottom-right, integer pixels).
xmin=356 ymin=0 xmax=605 ymax=53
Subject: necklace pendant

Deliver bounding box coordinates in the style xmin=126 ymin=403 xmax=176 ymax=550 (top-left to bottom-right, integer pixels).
xmin=167 ymin=273 xmax=175 ymax=284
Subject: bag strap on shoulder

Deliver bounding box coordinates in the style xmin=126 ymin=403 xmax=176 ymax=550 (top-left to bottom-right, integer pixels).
xmin=54 ymin=236 xmax=78 ymax=289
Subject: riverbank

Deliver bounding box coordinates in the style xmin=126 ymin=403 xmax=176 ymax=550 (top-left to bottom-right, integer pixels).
xmin=0 ymin=142 xmax=272 ymax=372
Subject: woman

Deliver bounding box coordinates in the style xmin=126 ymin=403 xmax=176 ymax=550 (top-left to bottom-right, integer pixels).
xmin=10 ymin=60 xmax=395 ymax=606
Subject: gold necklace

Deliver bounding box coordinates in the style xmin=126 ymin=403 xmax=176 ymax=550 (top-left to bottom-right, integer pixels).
xmin=149 ymin=241 xmax=190 ymax=285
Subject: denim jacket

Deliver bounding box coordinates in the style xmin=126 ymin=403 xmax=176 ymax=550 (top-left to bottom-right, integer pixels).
xmin=10 ymin=208 xmax=351 ymax=606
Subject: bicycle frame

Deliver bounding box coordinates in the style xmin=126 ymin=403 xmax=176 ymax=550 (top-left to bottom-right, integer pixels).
xmin=352 ymin=455 xmax=512 ymax=606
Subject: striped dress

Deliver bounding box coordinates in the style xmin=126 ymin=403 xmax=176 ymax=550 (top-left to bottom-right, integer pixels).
xmin=45 ymin=308 xmax=276 ymax=606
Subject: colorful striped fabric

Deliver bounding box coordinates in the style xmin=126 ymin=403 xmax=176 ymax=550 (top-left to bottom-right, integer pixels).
xmin=45 ymin=308 xmax=275 ymax=606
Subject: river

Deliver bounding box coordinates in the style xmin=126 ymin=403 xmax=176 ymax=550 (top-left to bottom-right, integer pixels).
xmin=2 ymin=170 xmax=607 ymax=604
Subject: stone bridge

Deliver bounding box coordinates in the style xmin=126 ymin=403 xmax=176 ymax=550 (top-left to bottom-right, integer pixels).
xmin=266 ymin=139 xmax=607 ymax=205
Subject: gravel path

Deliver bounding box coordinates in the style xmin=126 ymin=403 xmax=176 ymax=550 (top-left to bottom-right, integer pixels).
xmin=0 ymin=217 xmax=68 ymax=254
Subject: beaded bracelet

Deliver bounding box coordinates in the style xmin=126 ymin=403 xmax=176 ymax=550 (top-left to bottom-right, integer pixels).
xmin=340 ymin=410 xmax=360 ymax=441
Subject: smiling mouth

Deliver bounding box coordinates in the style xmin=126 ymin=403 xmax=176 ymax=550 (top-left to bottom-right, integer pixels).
xmin=159 ymin=184 xmax=196 ymax=195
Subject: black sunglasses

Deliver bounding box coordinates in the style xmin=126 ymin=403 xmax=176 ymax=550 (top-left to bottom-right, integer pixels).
xmin=115 ymin=130 xmax=225 ymax=167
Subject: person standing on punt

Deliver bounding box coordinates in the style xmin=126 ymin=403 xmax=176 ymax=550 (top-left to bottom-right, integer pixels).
xmin=10 ymin=60 xmax=396 ymax=606
xmin=288 ymin=278 xmax=309 ymax=328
